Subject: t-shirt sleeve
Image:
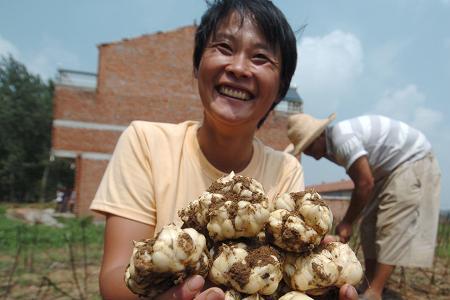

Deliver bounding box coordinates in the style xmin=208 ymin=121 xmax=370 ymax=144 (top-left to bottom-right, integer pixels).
xmin=90 ymin=122 xmax=157 ymax=226
xmin=334 ymin=135 xmax=367 ymax=171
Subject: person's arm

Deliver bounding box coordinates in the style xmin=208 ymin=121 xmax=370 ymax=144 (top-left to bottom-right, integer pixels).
xmin=99 ymin=214 xmax=224 ymax=300
xmin=99 ymin=214 xmax=154 ymax=299
xmin=336 ymin=156 xmax=374 ymax=242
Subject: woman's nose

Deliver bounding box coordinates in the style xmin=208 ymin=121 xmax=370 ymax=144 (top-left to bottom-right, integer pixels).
xmin=225 ymin=54 xmax=251 ymax=78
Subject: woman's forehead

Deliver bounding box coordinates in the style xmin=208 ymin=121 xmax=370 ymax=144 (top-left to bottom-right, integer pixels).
xmin=214 ymin=12 xmax=253 ymax=34
xmin=212 ymin=11 xmax=278 ymax=50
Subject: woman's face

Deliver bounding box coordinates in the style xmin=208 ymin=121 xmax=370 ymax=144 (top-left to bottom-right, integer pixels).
xmin=196 ymin=12 xmax=281 ymax=131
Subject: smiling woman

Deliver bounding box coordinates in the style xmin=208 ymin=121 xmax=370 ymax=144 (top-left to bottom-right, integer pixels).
xmin=196 ymin=11 xmax=281 ymax=133
xmin=193 ymin=0 xmax=298 ymax=129
xmin=87 ymin=1 xmax=358 ymax=300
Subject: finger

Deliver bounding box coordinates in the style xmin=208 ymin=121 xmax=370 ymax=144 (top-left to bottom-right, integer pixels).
xmin=339 ymin=284 xmax=358 ymax=300
xmin=194 ymin=287 xmax=224 ymax=300
xmin=156 ymin=275 xmax=205 ymax=300
xmin=322 ymin=235 xmax=339 ymax=244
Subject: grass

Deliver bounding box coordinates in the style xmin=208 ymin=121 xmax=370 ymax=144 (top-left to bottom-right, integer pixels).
xmin=0 ymin=202 xmax=104 ymax=299
xmin=0 ymin=208 xmax=104 ymax=254
xmin=436 ymin=215 xmax=450 ymax=257
xmin=1 ymin=220 xmax=103 ymax=251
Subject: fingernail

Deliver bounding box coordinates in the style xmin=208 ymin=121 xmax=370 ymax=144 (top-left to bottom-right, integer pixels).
xmin=187 ymin=275 xmax=204 ymax=291
xmin=206 ymin=289 xmax=222 ymax=300
xmin=345 ymin=284 xmax=358 ymax=299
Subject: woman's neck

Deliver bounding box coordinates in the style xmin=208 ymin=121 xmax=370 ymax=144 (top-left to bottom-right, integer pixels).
xmin=197 ymin=121 xmax=255 ymax=173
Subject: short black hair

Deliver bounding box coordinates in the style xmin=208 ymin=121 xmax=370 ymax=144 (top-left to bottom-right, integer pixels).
xmin=193 ymin=0 xmax=298 ymax=128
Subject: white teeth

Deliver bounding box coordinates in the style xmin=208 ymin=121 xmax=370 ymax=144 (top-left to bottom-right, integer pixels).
xmin=219 ymin=86 xmax=251 ymax=101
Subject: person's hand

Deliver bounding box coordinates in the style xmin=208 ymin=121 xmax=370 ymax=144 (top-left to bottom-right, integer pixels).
xmin=154 ymin=274 xmax=356 ymax=300
xmin=155 ymin=275 xmax=224 ymax=300
xmin=335 ymin=221 xmax=353 ymax=243
xmin=339 ymin=284 xmax=358 ymax=300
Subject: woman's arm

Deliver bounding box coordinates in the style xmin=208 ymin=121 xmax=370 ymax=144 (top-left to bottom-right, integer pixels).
xmin=99 ymin=214 xmax=225 ymax=300
xmin=100 ymin=214 xmax=154 ymax=299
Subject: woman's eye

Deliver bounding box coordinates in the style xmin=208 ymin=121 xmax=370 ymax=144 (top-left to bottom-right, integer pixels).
xmin=253 ymin=54 xmax=270 ymax=64
xmin=216 ymin=43 xmax=232 ymax=55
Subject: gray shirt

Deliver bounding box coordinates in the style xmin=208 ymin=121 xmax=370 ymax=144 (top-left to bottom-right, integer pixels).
xmin=326 ymin=115 xmax=431 ymax=180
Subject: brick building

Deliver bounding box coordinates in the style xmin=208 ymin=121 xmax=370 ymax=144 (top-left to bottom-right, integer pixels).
xmin=51 ymin=25 xmax=303 ymax=216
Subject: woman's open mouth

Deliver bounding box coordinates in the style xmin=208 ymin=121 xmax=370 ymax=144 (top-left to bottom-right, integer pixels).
xmin=217 ymin=85 xmax=253 ymax=101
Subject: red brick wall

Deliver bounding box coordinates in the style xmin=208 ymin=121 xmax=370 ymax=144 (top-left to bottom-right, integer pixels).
xmin=257 ymin=112 xmax=290 ymax=150
xmin=53 ymin=127 xmax=121 ymax=153
xmin=74 ymin=157 xmax=109 ymax=216
xmin=96 ymin=26 xmax=203 ymax=124
xmin=53 ymin=87 xmax=98 ymax=122
xmin=52 ymin=25 xmax=292 ymax=217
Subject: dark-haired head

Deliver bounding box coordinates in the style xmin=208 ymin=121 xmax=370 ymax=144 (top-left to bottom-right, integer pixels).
xmin=193 ymin=0 xmax=297 ymax=128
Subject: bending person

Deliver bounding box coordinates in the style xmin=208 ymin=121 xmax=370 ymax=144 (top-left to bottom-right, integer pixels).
xmin=286 ymin=113 xmax=441 ymax=300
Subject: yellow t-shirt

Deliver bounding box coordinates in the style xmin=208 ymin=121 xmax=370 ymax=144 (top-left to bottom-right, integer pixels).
xmin=90 ymin=120 xmax=304 ymax=234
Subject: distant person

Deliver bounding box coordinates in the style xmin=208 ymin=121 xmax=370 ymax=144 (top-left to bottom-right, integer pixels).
xmin=60 ymin=187 xmax=72 ymax=212
xmin=89 ymin=1 xmax=359 ymax=299
xmin=286 ymin=113 xmax=441 ymax=300
xmin=54 ymin=188 xmax=64 ymax=213
xmin=68 ymin=190 xmax=76 ymax=213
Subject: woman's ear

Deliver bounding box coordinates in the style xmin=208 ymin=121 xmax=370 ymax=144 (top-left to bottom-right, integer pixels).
xmin=193 ymin=68 xmax=199 ymax=79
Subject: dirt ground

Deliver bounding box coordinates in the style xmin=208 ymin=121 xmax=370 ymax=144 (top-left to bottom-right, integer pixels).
xmin=0 ymin=231 xmax=448 ymax=299
xmin=382 ymin=255 xmax=450 ymax=300
xmin=1 ymin=264 xmax=101 ymax=300
xmin=1 ymin=258 xmax=449 ymax=299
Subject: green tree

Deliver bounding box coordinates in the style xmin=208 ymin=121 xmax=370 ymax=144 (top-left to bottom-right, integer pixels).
xmin=0 ymin=55 xmax=54 ymax=202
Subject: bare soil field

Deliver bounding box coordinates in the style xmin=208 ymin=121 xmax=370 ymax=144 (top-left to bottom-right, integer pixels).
xmin=1 ymin=264 xmax=101 ymax=300
xmin=0 ymin=203 xmax=448 ymax=299
xmin=1 ymin=246 xmax=448 ymax=299
xmin=383 ymin=256 xmax=449 ymax=300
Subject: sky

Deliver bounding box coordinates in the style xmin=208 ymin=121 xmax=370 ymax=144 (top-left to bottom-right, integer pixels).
xmin=1 ymin=0 xmax=449 ymax=210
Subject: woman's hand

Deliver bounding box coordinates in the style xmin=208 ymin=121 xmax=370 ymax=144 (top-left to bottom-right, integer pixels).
xmin=339 ymin=284 xmax=358 ymax=300
xmin=155 ymin=275 xmax=224 ymax=300
xmin=154 ymin=271 xmax=356 ymax=300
